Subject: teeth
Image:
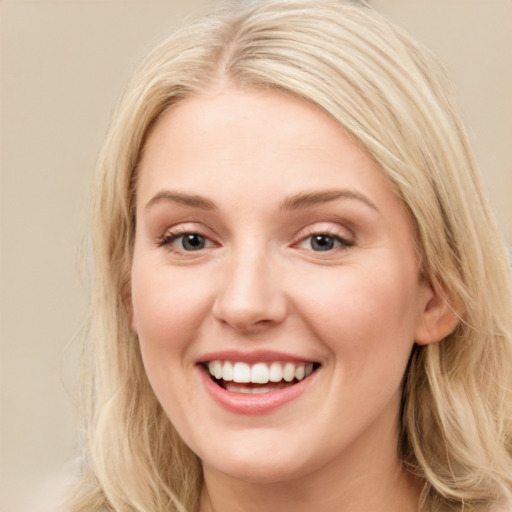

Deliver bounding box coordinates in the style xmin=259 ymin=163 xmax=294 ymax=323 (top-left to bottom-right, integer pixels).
xmin=223 ymin=361 xmax=233 ymax=381
xmin=283 ymin=362 xmax=295 ymax=382
xmin=233 ymin=362 xmax=251 ymax=383
xmin=208 ymin=360 xmax=223 ymax=380
xmin=207 ymin=360 xmax=316 ymax=384
xmin=225 ymin=383 xmax=282 ymax=394
xmin=269 ymin=362 xmax=282 ymax=382
xmin=251 ymin=363 xmax=269 ymax=384
xmin=295 ymin=364 xmax=305 ymax=381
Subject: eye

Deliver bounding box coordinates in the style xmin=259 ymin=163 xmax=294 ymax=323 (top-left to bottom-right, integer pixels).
xmin=298 ymin=232 xmax=354 ymax=252
xmin=310 ymin=234 xmax=337 ymax=251
xmin=158 ymin=231 xmax=213 ymax=253
xmin=176 ymin=233 xmax=207 ymax=251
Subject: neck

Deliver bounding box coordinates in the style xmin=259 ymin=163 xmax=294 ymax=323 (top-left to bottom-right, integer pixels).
xmin=199 ymin=417 xmax=421 ymax=512
xmin=201 ymin=463 xmax=420 ymax=512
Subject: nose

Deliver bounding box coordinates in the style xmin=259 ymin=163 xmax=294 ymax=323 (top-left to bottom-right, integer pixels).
xmin=212 ymin=247 xmax=287 ymax=332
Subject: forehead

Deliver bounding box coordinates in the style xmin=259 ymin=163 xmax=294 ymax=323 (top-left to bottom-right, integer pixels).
xmin=141 ymin=86 xmax=350 ymax=167
xmin=137 ymin=86 xmax=394 ymax=202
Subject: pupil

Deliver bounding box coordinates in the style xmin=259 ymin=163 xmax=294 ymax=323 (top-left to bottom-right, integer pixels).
xmin=311 ymin=234 xmax=334 ymax=251
xmin=183 ymin=234 xmax=205 ymax=251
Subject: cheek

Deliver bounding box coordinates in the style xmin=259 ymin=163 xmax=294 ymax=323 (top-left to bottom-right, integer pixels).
xmin=132 ymin=262 xmax=207 ymax=346
xmin=293 ymin=261 xmax=421 ymax=366
xmin=130 ymin=262 xmax=211 ymax=429
xmin=130 ymin=260 xmax=214 ymax=403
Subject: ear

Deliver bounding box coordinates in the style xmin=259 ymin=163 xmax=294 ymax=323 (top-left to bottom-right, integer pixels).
xmin=415 ymin=279 xmax=460 ymax=346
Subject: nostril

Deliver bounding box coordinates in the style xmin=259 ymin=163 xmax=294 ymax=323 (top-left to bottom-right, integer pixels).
xmin=211 ymin=267 xmax=288 ymax=331
xmin=213 ymin=308 xmax=284 ymax=332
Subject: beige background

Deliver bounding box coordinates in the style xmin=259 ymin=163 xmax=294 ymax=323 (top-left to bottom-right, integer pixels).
xmin=0 ymin=1 xmax=510 ymax=511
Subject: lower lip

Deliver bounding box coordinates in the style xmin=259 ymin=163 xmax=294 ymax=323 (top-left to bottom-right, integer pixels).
xmin=198 ymin=366 xmax=316 ymax=415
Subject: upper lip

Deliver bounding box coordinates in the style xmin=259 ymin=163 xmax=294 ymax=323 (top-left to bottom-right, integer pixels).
xmin=196 ymin=350 xmax=319 ymax=364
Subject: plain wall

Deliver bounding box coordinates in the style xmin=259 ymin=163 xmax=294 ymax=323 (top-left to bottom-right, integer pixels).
xmin=0 ymin=1 xmax=510 ymax=511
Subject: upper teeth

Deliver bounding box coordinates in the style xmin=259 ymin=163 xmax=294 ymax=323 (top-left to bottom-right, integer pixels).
xmin=207 ymin=360 xmax=314 ymax=384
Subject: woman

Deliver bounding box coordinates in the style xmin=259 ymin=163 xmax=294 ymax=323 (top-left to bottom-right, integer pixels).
xmin=68 ymin=1 xmax=512 ymax=511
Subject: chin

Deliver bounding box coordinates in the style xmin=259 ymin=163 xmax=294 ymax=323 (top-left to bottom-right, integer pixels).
xmin=199 ymin=435 xmax=322 ymax=485
xmin=209 ymin=459 xmax=308 ymax=485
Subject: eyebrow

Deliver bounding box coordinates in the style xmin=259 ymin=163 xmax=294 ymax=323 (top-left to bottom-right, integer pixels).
xmin=279 ymin=189 xmax=379 ymax=212
xmin=144 ymin=188 xmax=378 ymax=213
xmin=145 ymin=190 xmax=218 ymax=211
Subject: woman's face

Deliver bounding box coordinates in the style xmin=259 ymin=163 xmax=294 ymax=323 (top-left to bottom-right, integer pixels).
xmin=131 ymin=86 xmax=435 ymax=484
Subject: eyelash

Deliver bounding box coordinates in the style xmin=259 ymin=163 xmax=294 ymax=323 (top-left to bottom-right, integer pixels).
xmin=156 ymin=226 xmax=355 ymax=255
xmin=294 ymin=228 xmax=354 ymax=253
xmin=156 ymin=229 xmax=214 ymax=254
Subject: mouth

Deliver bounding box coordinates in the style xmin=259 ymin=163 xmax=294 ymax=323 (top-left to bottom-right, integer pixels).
xmin=201 ymin=360 xmax=321 ymax=395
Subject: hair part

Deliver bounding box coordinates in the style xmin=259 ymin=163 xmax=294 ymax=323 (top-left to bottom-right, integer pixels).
xmin=68 ymin=1 xmax=512 ymax=511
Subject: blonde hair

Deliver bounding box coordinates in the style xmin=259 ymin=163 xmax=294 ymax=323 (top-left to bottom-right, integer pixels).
xmin=69 ymin=1 xmax=512 ymax=511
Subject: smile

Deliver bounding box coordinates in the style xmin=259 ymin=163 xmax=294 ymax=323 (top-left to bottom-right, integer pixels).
xmin=204 ymin=360 xmax=320 ymax=395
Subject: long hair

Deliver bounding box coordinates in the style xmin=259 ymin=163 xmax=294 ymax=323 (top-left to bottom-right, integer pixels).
xmin=69 ymin=1 xmax=512 ymax=511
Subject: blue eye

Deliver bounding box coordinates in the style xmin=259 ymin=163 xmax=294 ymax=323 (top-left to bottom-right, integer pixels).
xmin=179 ymin=233 xmax=206 ymax=251
xmin=310 ymin=234 xmax=337 ymax=251
xmin=159 ymin=232 xmax=210 ymax=252
xmin=298 ymin=233 xmax=353 ymax=252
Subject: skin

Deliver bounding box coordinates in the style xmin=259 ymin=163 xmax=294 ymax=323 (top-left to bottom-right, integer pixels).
xmin=131 ymin=85 xmax=456 ymax=512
